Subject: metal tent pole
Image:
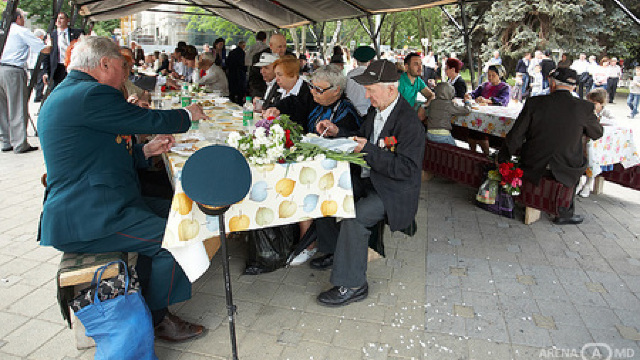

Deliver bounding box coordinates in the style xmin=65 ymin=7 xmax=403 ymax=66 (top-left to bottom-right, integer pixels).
xmin=459 ymin=0 xmax=476 ymax=88
xmin=0 ymin=0 xmax=20 ymax=57
xmin=217 ymin=213 xmax=239 ymax=360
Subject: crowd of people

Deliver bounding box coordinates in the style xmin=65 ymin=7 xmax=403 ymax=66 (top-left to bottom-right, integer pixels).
xmin=0 ymin=9 xmax=634 ymax=355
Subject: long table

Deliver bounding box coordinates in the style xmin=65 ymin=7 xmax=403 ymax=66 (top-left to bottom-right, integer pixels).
xmin=160 ymin=100 xmax=356 ymax=281
xmin=451 ymin=101 xmax=640 ymax=188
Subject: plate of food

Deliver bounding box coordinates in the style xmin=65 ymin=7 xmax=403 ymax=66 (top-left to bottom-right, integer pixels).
xmin=170 ymin=143 xmax=198 ymax=157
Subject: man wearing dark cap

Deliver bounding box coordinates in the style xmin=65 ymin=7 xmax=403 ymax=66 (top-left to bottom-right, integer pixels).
xmin=498 ymin=68 xmax=603 ymax=225
xmin=312 ymin=60 xmax=425 ymax=306
xmin=346 ymin=46 xmax=376 ymax=116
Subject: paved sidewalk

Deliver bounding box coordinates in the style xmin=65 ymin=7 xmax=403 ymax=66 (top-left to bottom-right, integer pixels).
xmin=0 ymin=96 xmax=639 ymax=359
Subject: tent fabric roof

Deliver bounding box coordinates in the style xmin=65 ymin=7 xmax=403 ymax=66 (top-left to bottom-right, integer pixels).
xmin=77 ymin=0 xmax=458 ymax=31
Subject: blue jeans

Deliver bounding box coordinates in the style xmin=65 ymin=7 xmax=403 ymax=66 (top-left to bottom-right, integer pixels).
xmin=519 ymin=73 xmax=529 ymax=96
xmin=426 ymin=132 xmax=457 ymax=146
xmin=628 ymin=93 xmax=640 ymax=118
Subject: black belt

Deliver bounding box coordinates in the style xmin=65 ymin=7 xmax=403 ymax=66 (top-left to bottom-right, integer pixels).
xmin=0 ymin=63 xmax=25 ymax=70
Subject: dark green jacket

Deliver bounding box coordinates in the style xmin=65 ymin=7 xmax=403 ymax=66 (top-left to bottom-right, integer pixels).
xmin=38 ymin=70 xmax=190 ymax=246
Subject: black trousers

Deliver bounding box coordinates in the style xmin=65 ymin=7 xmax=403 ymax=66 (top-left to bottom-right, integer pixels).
xmin=607 ymin=77 xmax=619 ymax=103
xmin=52 ymin=64 xmax=68 ymax=89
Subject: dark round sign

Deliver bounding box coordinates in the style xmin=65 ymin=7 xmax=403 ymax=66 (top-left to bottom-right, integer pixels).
xmin=181 ymin=145 xmax=252 ymax=207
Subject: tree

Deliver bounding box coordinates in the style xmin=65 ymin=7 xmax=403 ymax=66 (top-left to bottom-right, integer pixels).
xmin=436 ymin=0 xmax=640 ymax=77
xmin=18 ymin=0 xmax=117 ymax=35
xmin=184 ymin=7 xmax=255 ymax=46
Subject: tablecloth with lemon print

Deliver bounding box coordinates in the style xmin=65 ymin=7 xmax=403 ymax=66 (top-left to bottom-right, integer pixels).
xmin=162 ymin=153 xmax=356 ymax=250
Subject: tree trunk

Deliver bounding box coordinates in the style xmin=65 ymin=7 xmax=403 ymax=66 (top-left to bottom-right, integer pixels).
xmin=301 ymin=25 xmax=307 ymax=54
xmin=289 ymin=28 xmax=299 ymax=55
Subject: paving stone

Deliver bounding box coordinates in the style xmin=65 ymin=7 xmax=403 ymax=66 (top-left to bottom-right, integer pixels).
xmin=0 ymin=311 xmax=29 ymax=339
xmin=532 ymin=313 xmax=557 ymax=330
xmin=447 ymin=238 xmax=462 ymax=247
xmin=507 ymin=245 xmax=521 ymax=253
xmin=466 ymin=339 xmax=512 ymax=360
xmin=517 ymin=275 xmax=536 ymax=285
xmin=276 ymin=329 xmax=302 ymax=345
xmin=585 ymin=282 xmax=608 ymax=293
xmin=449 ymin=266 xmax=467 ymax=277
xmin=601 ymin=291 xmax=640 ymax=311
xmin=505 ymin=318 xmax=552 ymax=348
xmin=535 ymin=299 xmax=584 ymax=327
xmin=453 ymin=304 xmax=475 ymax=319
xmin=564 ymin=250 xmax=581 ymax=259
xmin=465 ymin=311 xmax=509 ymax=342
xmin=575 ymin=305 xmax=622 ymax=330
xmin=548 ymin=324 xmax=594 ymax=349
xmin=615 ymin=325 xmax=640 ymax=341
xmin=1 ymin=318 xmax=64 ymax=357
xmin=378 ymin=294 xmax=397 ymax=307
xmin=333 ymin=319 xmax=381 ymax=350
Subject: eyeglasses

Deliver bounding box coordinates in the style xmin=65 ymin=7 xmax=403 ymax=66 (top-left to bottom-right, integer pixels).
xmin=308 ymin=82 xmax=334 ymax=94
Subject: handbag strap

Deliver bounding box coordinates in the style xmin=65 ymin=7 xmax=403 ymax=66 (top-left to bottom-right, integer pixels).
xmin=90 ymin=260 xmax=130 ymax=305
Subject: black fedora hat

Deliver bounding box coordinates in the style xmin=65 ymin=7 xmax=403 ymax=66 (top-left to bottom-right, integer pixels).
xmin=181 ymin=145 xmax=252 ymax=208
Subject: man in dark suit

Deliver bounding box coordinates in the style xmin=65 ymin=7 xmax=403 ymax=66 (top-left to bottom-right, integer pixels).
xmin=42 ymin=12 xmax=83 ymax=90
xmin=38 ymin=36 xmax=209 ymax=342
xmin=312 ymin=60 xmax=425 ymax=306
xmin=498 ymin=68 xmax=603 ymax=225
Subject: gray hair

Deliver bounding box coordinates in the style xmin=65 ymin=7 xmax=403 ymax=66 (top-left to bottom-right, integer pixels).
xmin=33 ymin=28 xmax=46 ymax=38
xmin=68 ymin=36 xmax=123 ymax=71
xmin=311 ymin=65 xmax=347 ymax=94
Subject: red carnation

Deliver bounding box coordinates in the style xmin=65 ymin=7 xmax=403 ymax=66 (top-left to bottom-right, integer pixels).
xmin=160 ymin=85 xmax=167 ymax=92
xmin=284 ymin=129 xmax=294 ymax=148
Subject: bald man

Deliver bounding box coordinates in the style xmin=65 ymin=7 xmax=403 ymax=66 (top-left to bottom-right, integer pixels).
xmin=248 ymin=32 xmax=294 ymax=98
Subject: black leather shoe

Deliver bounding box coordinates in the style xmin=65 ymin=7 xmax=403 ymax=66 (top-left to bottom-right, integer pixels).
xmin=310 ymin=253 xmax=333 ymax=270
xmin=317 ymin=282 xmax=368 ymax=307
xmin=15 ymin=145 xmax=38 ymax=154
xmin=553 ymin=215 xmax=584 ymax=225
xmin=1 ymin=146 xmax=12 ymax=152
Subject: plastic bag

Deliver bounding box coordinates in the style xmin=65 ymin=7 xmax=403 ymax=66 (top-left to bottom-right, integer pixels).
xmin=244 ymin=224 xmax=300 ymax=275
xmin=476 ymin=187 xmax=515 ymax=219
xmin=476 ymin=179 xmax=499 ymax=204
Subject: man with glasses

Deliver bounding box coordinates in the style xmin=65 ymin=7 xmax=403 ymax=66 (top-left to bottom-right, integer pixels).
xmin=310 ymin=60 xmax=425 ymax=306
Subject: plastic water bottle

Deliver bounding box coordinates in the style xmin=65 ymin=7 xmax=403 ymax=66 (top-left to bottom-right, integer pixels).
xmin=243 ymin=96 xmax=253 ymax=129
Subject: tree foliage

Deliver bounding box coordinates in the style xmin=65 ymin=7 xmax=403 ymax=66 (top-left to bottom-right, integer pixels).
xmin=16 ymin=0 xmax=118 ymax=35
xmin=184 ymin=7 xmax=255 ymax=45
xmin=436 ymin=0 xmax=640 ymax=76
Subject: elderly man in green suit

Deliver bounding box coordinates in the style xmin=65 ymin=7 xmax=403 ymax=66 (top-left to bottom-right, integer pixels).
xmin=38 ymin=36 xmax=208 ymax=342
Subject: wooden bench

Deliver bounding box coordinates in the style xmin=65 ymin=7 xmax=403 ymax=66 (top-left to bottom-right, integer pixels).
xmin=423 ymin=140 xmax=574 ymax=224
xmin=57 ymin=252 xmax=128 ymax=349
xmin=595 ymin=164 xmax=640 ymax=194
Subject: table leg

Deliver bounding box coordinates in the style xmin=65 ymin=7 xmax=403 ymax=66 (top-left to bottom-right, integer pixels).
xmin=524 ymin=207 xmax=541 ymax=225
xmin=592 ymin=176 xmax=605 ymax=195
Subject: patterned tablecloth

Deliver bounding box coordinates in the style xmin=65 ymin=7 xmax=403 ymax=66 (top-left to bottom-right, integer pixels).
xmin=450 ymin=100 xmax=640 ymax=181
xmin=587 ymin=125 xmax=640 ymax=178
xmin=451 ymin=101 xmax=523 ymax=138
xmin=160 ymin=100 xmax=355 ymax=281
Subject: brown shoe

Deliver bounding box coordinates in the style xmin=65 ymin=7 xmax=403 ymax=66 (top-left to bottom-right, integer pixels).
xmin=154 ymin=313 xmax=205 ymax=342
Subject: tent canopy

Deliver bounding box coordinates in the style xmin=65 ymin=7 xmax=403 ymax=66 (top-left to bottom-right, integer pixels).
xmin=77 ymin=0 xmax=458 ymax=31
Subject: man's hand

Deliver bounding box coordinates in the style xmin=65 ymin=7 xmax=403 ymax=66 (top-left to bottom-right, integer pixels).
xmin=352 ymin=136 xmax=368 ymax=153
xmin=143 ymin=134 xmax=175 ymax=158
xmin=42 ymin=74 xmax=48 ymax=86
xmin=315 ymin=120 xmax=338 ymax=137
xmin=263 ymin=107 xmax=280 ymax=119
xmin=185 ymin=103 xmax=208 ymax=121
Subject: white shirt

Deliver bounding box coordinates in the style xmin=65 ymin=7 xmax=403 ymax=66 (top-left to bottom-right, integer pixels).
xmin=570 ymin=59 xmax=589 ymax=74
xmin=277 ymin=77 xmax=303 ymax=99
xmin=345 ymin=66 xmax=370 ymax=116
xmin=608 ymin=65 xmax=622 ymax=78
xmin=422 ymin=55 xmax=436 ymax=69
xmin=1 ymin=23 xmax=45 ymax=67
xmin=362 ymin=93 xmax=400 ymax=178
xmin=264 ymin=78 xmax=276 ymax=99
xmin=57 ymin=28 xmax=69 ymax=63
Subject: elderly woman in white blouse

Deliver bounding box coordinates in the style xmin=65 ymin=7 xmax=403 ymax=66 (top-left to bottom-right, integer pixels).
xmin=194 ymin=52 xmax=229 ymax=96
